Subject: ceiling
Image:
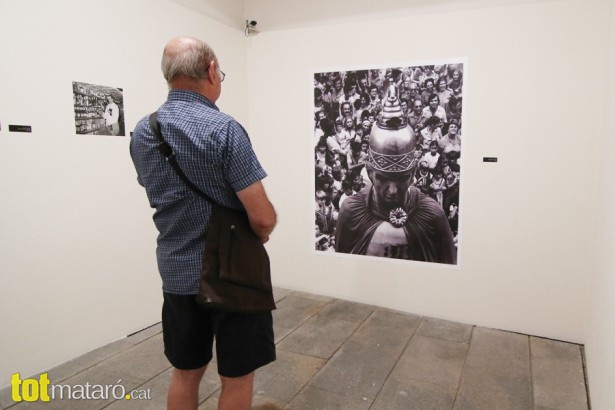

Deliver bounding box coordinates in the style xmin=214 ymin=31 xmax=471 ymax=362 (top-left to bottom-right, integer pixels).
xmin=171 ymin=0 xmax=556 ymax=32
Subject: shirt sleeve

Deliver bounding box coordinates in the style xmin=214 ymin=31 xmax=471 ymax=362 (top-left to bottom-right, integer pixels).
xmin=220 ymin=120 xmax=267 ymax=192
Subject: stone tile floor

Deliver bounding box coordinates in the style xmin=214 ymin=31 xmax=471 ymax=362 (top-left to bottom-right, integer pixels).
xmin=0 ymin=288 xmax=589 ymax=409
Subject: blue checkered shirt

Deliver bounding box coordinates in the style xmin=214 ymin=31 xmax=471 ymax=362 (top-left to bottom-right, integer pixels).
xmin=130 ymin=90 xmax=267 ymax=294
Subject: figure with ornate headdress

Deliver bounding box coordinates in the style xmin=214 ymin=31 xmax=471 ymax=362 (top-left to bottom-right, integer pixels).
xmin=335 ymin=84 xmax=456 ymax=263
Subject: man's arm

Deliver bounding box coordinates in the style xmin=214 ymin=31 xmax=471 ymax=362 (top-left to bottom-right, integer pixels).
xmin=236 ymin=180 xmax=277 ymax=243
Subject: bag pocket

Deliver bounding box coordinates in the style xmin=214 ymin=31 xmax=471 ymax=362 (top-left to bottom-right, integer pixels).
xmin=217 ymin=208 xmax=271 ymax=291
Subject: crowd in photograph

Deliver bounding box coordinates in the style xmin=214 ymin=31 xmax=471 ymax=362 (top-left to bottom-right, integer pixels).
xmin=314 ymin=63 xmax=463 ymax=252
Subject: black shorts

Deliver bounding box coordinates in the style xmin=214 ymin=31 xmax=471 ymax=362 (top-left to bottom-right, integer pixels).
xmin=161 ymin=292 xmax=276 ymax=377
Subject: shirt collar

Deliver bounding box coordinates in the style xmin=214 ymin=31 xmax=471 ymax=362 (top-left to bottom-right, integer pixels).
xmin=167 ymin=89 xmax=219 ymax=111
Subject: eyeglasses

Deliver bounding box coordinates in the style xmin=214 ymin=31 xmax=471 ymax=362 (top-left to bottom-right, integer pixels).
xmin=207 ymin=66 xmax=226 ymax=82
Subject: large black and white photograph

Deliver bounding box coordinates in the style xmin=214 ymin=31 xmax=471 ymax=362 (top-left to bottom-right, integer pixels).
xmin=313 ymin=62 xmax=464 ymax=265
xmin=73 ymin=81 xmax=125 ymax=136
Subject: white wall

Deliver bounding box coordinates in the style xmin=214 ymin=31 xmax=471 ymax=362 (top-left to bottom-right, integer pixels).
xmin=585 ymin=1 xmax=615 ymax=408
xmin=247 ymin=0 xmax=609 ymax=344
xmin=0 ymin=0 xmax=249 ymax=389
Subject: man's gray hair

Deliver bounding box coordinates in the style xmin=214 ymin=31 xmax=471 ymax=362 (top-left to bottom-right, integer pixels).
xmin=161 ymin=39 xmax=217 ymax=84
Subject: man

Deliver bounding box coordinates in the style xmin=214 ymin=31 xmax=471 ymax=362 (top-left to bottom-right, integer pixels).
xmin=130 ymin=36 xmax=276 ymax=410
xmin=420 ymin=77 xmax=436 ymax=106
xmin=400 ymin=98 xmax=409 ymax=117
xmin=408 ymin=99 xmax=428 ymax=133
xmin=339 ymin=101 xmax=353 ymax=120
xmin=368 ymin=84 xmax=382 ymax=110
xmin=422 ymin=93 xmax=448 ymax=124
xmin=421 ymin=140 xmax=440 ymax=171
xmin=315 ymin=188 xmax=336 ymax=236
xmin=408 ymin=82 xmax=422 ymax=103
xmin=327 ymin=118 xmax=351 ymax=161
xmin=313 ymin=109 xmax=327 ymax=147
xmin=338 ymin=81 xmax=359 ymax=107
xmin=102 ymin=95 xmax=120 ymax=135
xmin=335 ymin=84 xmax=456 ymax=264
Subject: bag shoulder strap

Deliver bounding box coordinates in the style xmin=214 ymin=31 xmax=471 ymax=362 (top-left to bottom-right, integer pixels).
xmin=149 ymin=112 xmax=216 ymax=205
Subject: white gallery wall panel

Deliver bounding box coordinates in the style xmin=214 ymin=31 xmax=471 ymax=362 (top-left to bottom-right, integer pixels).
xmin=246 ymin=0 xmax=609 ymax=344
xmin=585 ymin=1 xmax=615 ymax=408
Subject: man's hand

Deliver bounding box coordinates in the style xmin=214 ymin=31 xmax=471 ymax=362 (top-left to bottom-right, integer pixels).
xmin=236 ymin=181 xmax=277 ymax=243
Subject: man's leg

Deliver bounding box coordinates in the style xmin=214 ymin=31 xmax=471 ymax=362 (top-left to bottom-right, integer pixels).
xmin=161 ymin=293 xmax=214 ymax=410
xmin=218 ymin=372 xmax=254 ymax=410
xmin=167 ymin=365 xmax=207 ymax=410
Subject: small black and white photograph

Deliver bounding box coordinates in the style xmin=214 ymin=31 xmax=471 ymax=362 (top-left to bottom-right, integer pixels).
xmin=72 ymin=81 xmax=125 ymax=136
xmin=313 ymin=62 xmax=464 ymax=265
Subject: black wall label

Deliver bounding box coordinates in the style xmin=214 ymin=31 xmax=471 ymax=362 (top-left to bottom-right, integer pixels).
xmin=9 ymin=125 xmax=32 ymax=133
xmin=483 ymin=157 xmax=498 ymax=163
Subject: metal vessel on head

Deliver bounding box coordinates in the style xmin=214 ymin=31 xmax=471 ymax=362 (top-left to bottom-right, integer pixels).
xmin=367 ymin=84 xmax=418 ymax=175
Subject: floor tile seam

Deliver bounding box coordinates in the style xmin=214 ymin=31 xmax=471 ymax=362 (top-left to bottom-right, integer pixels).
xmin=327 ymin=307 xmax=398 ymax=357
xmin=38 ymin=327 xmax=164 ymax=386
xmin=273 ymin=298 xmax=338 ymax=346
xmin=71 ymin=331 xmax=167 ymax=376
xmin=276 ymin=298 xmax=376 ymax=350
xmin=367 ymin=315 xmax=424 ymax=409
xmin=452 ymin=329 xmax=534 ymax=408
xmin=1 ymin=398 xmax=19 ymax=410
xmin=391 ymin=336 xmax=471 ymax=387
xmin=451 ymin=325 xmax=476 ymax=408
xmin=274 ymin=317 xmax=370 ymax=360
xmin=392 ymin=314 xmax=425 ymax=356
xmin=294 ymin=311 xmax=370 ymax=333
xmin=488 ymin=327 xmax=586 ymax=351
xmin=396 ymin=373 xmax=463 ymax=392
xmin=580 ymin=346 xmax=592 ymax=409
xmin=283 ymin=377 xmax=321 ymax=408
xmin=28 ymin=344 xmax=145 ymax=387
xmin=528 ymin=334 xmax=586 ymax=347
xmin=290 ymin=307 xmax=383 ymax=405
xmin=312 ymin=307 xmax=377 ymax=325
xmin=274 ymin=346 xmax=332 ymax=362
xmin=89 ymin=343 xmax=172 ymax=381
xmin=458 ymin=342 xmax=535 ymax=373
xmin=527 ymin=333 xmax=535 ymax=410
xmin=411 ymin=332 xmax=472 ymax=348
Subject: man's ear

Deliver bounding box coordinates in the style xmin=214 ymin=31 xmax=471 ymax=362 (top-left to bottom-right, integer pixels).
xmin=207 ymin=61 xmax=216 ymax=83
